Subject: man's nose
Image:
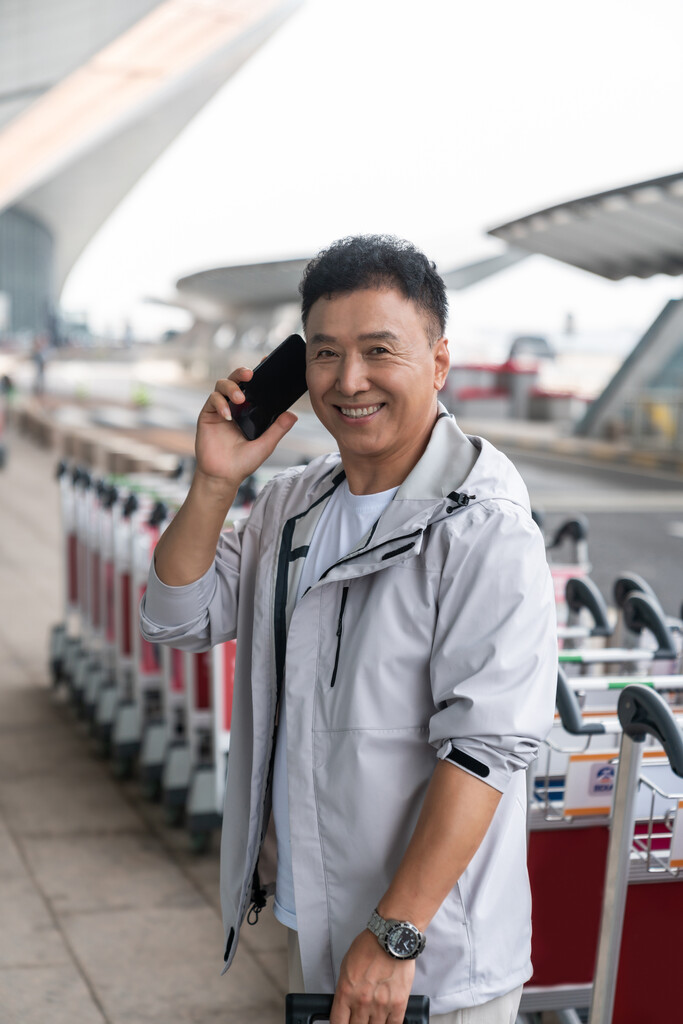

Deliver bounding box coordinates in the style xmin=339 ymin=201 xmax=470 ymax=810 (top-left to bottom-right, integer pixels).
xmin=336 ymin=354 xmax=370 ymax=395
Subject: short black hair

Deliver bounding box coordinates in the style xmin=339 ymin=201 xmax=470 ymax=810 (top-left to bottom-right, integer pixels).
xmin=299 ymin=234 xmax=448 ymax=342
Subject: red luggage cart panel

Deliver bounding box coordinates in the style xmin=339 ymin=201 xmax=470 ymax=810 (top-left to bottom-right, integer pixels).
xmin=527 ymin=825 xmax=609 ymax=986
xmin=194 ymin=651 xmax=211 ymax=709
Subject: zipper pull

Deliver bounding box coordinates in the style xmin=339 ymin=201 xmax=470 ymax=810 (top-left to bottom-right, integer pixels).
xmin=331 ymin=587 xmax=349 ymax=688
xmin=247 ymin=868 xmax=267 ymax=925
xmin=446 ymin=491 xmax=476 ymax=510
xmin=247 ymin=899 xmax=265 ymax=925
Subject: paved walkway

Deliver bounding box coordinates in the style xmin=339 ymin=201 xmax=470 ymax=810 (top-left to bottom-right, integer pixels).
xmin=0 ymin=427 xmax=289 ymax=1024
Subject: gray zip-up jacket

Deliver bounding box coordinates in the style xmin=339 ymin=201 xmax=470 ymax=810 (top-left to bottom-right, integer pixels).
xmin=140 ymin=411 xmax=557 ymax=1014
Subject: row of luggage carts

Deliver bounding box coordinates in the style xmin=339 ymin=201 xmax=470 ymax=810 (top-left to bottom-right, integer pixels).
xmin=48 ymin=462 xmax=683 ymax=1023
xmin=49 ymin=460 xmax=258 ymax=853
xmin=527 ymin=513 xmax=683 ymax=1023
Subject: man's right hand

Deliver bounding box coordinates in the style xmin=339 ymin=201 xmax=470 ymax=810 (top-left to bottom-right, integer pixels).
xmin=195 ymin=367 xmax=297 ymax=494
xmin=153 ymin=367 xmax=297 ymax=588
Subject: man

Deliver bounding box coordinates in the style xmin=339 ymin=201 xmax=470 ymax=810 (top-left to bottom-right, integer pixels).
xmin=140 ymin=235 xmax=556 ymax=1024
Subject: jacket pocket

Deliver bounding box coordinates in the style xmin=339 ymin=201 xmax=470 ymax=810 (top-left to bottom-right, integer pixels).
xmin=330 ymin=586 xmax=349 ymax=688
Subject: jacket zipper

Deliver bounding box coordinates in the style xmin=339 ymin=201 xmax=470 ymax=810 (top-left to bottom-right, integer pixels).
xmin=243 ymin=469 xmax=347 ymax=933
xmin=330 ymin=586 xmax=349 ymax=688
xmin=318 ymin=527 xmax=423 ymax=582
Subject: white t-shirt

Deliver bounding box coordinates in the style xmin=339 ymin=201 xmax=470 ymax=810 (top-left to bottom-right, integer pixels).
xmin=272 ymin=479 xmax=398 ymax=930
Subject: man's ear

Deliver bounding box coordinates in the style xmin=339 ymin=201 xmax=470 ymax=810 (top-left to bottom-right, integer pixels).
xmin=433 ymin=336 xmax=450 ymax=391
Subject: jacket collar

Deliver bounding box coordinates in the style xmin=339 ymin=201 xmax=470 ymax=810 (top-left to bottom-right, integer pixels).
xmin=291 ymin=402 xmax=532 ymax=553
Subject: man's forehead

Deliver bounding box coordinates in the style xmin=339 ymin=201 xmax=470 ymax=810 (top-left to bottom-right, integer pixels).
xmin=305 ymin=287 xmax=432 ymax=340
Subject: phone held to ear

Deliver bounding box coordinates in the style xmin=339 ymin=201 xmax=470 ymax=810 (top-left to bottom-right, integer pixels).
xmin=228 ymin=333 xmax=307 ymax=440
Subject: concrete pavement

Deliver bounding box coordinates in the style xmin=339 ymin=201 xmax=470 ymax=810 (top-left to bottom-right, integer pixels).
xmin=0 ymin=427 xmax=289 ymax=1024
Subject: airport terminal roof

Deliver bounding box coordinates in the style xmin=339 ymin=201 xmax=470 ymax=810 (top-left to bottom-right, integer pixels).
xmin=175 ymin=248 xmax=531 ymax=317
xmin=177 ymin=258 xmax=310 ymax=311
xmin=488 ymin=171 xmax=683 ymax=281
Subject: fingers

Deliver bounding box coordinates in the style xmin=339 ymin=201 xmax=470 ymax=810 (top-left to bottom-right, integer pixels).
xmin=332 ymin=932 xmax=414 ymax=1024
xmin=203 ymin=370 xmax=253 ymax=421
xmin=265 ymin=410 xmax=298 ymax=439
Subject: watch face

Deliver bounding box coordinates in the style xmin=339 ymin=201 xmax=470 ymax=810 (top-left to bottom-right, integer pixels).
xmin=387 ymin=924 xmax=419 ymax=958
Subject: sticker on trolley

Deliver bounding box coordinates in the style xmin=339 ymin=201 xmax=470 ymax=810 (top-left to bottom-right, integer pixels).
xmin=589 ymin=763 xmax=616 ymax=795
xmin=670 ymin=800 xmax=683 ymax=869
xmin=563 ymin=751 xmax=618 ymax=817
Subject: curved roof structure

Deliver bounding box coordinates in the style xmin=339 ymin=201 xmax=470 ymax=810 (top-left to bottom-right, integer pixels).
xmin=177 ymin=258 xmax=310 ymax=316
xmin=174 ymin=248 xmax=530 ymax=326
xmin=0 ymin=0 xmax=304 ymax=292
xmin=488 ymin=171 xmax=683 ymax=281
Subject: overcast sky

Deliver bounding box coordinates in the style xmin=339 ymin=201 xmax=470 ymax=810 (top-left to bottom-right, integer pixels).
xmin=62 ymin=0 xmax=683 ymax=346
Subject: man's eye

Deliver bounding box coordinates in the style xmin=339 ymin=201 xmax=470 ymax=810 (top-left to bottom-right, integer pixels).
xmin=313 ymin=349 xmax=336 ymax=358
xmin=369 ymin=346 xmax=389 ymax=355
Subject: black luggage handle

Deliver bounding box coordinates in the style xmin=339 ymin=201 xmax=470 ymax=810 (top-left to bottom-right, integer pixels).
xmin=622 ymin=591 xmax=677 ymax=660
xmin=565 ymin=576 xmax=611 ymax=637
xmin=618 ymin=685 xmax=683 ymax=776
xmin=555 ymin=666 xmax=605 ymax=736
xmin=286 ymin=994 xmax=430 ymax=1024
xmin=612 ymin=571 xmax=656 ymax=609
xmin=547 ymin=515 xmax=588 ymax=550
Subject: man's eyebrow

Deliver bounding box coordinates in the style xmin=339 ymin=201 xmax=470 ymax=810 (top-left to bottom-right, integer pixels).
xmin=308 ymin=333 xmax=336 ymax=347
xmin=308 ymin=330 xmax=400 ymax=346
xmin=357 ymin=331 xmax=400 ymax=343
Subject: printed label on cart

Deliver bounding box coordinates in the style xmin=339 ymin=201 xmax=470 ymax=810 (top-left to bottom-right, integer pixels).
xmin=670 ymin=800 xmax=683 ymax=868
xmin=563 ymin=751 xmax=618 ymax=817
xmin=589 ymin=762 xmax=616 ymax=794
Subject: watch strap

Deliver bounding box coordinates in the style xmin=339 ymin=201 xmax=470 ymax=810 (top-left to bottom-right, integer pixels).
xmin=366 ymin=908 xmax=426 ymax=960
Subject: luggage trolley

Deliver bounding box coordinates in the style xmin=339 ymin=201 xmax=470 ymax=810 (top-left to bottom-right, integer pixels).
xmin=559 ymin=590 xmax=679 ymax=680
xmin=69 ymin=475 xmax=113 ymax=715
xmin=51 ymin=464 xmax=99 ymax=693
xmin=50 ymin=462 xmax=81 ymax=687
xmin=159 ymin=618 xmax=236 ymax=851
xmin=110 ymin=494 xmax=169 ymax=777
xmin=183 ymin=639 xmax=235 ymax=852
xmin=93 ymin=489 xmax=144 ymax=756
xmin=558 ymin=575 xmax=612 ymax=649
xmin=523 ymin=675 xmax=683 ymax=1023
xmin=137 ymin=479 xmax=191 ymax=799
xmin=542 ymin=515 xmax=591 ymax=626
xmin=82 ymin=482 xmax=119 ymax=721
xmin=611 ymin=571 xmax=683 ymax=669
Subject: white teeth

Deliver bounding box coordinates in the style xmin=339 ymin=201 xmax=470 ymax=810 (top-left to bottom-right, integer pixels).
xmin=340 ymin=404 xmax=382 ymax=418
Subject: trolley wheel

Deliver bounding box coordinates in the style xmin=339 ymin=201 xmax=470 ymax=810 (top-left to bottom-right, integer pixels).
xmin=112 ymin=755 xmax=133 ymax=780
xmin=189 ymin=830 xmax=212 ymax=855
xmin=164 ymin=804 xmax=184 ymax=828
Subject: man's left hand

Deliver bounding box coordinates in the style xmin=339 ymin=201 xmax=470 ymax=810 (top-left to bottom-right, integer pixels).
xmin=330 ymin=928 xmax=415 ymax=1024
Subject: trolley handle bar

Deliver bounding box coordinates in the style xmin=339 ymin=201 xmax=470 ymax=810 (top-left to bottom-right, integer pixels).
xmin=556 ymin=667 xmax=605 ymax=735
xmin=565 ymin=576 xmax=611 ymax=637
xmin=612 ymin=571 xmax=656 ymax=610
xmin=547 ymin=515 xmax=588 ymax=550
xmin=285 ymin=994 xmax=429 ymax=1024
xmin=618 ymin=685 xmax=683 ymax=777
xmin=622 ymin=591 xmax=677 ymax=660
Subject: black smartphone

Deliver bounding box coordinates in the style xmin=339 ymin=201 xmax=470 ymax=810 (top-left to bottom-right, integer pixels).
xmin=228 ymin=333 xmax=307 ymax=440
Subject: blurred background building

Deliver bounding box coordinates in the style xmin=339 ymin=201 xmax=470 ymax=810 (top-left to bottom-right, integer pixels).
xmin=0 ymin=0 xmax=302 ymax=340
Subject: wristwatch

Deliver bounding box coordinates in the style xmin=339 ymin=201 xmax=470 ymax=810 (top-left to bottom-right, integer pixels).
xmin=366 ymin=908 xmax=426 ymax=960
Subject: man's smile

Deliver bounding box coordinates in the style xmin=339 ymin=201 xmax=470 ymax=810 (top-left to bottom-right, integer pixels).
xmin=335 ymin=403 xmax=385 ymax=420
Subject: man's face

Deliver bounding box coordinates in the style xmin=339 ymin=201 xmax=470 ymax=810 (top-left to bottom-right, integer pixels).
xmin=305 ymin=287 xmax=449 ymax=486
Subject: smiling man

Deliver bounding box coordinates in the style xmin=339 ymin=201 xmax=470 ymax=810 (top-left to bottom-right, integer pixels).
xmin=140 ymin=235 xmax=557 ymax=1024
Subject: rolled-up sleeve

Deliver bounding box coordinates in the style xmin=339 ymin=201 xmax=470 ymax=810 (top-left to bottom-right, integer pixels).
xmin=429 ymin=502 xmax=557 ymax=793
